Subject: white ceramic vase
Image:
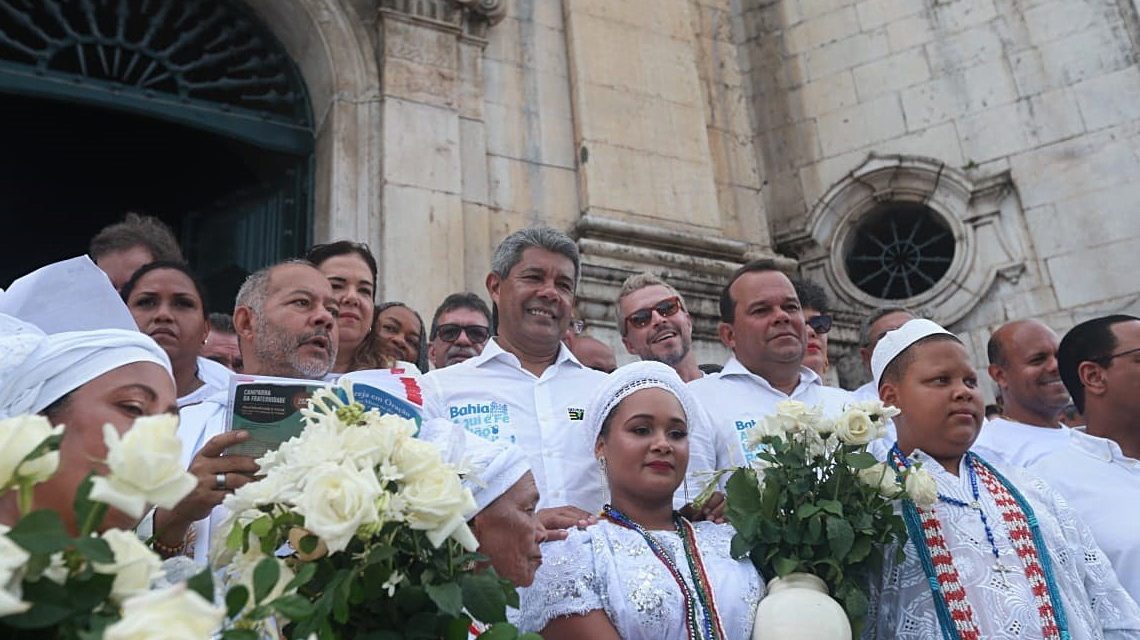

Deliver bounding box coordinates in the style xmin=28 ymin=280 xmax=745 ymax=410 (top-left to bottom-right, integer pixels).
xmin=751 ymin=573 xmax=852 ymax=640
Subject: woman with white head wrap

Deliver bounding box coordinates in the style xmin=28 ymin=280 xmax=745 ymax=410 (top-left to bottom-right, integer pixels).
xmin=0 ymin=314 xmax=177 ymax=534
xmin=518 ymin=361 xmax=764 ymax=640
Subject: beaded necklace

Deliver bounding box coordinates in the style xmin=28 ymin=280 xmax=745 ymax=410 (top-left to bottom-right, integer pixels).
xmin=601 ymin=504 xmax=726 ymax=640
xmin=888 ymin=446 xmax=1070 ymax=640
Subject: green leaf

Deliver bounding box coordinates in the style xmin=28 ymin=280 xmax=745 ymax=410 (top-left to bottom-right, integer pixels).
xmin=826 ymin=518 xmax=855 ymax=561
xmin=225 ymin=520 xmax=245 ymax=551
xmin=461 ymin=573 xmax=507 ymax=624
xmin=187 ymin=568 xmax=215 ymax=603
xmin=298 ymin=533 xmax=318 ymax=555
xmin=367 ymin=543 xmax=396 ymax=564
xmin=252 ymin=557 xmax=281 ymax=604
xmin=795 ymin=504 xmax=822 ymax=520
xmin=846 ymin=451 xmax=878 ymax=470
xmin=817 ymin=500 xmax=844 ymax=517
xmin=284 ymin=561 xmax=317 ymax=593
xmin=71 ymin=474 xmax=101 ymax=537
xmin=729 ymin=532 xmax=752 ymax=559
xmin=221 ymin=630 xmax=260 ymax=640
xmin=773 ymin=556 xmax=799 ymax=576
xmin=73 ymin=536 xmax=114 ymax=564
xmin=271 ymin=594 xmax=316 ymax=620
xmin=249 ymin=515 xmax=273 ymax=538
xmin=425 ymin=582 xmax=463 ymax=617
xmin=6 ymin=510 xmax=72 ymax=555
xmin=226 ymin=585 xmax=250 ymax=618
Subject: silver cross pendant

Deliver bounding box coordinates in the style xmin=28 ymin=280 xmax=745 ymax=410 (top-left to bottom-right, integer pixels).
xmin=993 ymin=560 xmax=1017 ymax=587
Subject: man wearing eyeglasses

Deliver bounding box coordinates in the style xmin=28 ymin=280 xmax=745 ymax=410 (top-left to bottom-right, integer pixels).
xmin=426 ymin=292 xmax=492 ymax=370
xmin=689 ymin=261 xmax=853 ymax=463
xmin=1030 ymin=314 xmax=1140 ymax=603
xmin=970 ymin=319 xmax=1071 ymax=467
xmin=615 ymin=273 xmax=705 ymax=382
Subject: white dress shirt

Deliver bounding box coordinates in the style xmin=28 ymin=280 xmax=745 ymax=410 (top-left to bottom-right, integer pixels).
xmin=972 ymin=416 xmax=1070 ymax=467
xmin=688 ymin=357 xmax=853 ymax=462
xmin=421 ymin=338 xmax=607 ymax=511
xmin=177 ymin=356 xmax=233 ymax=408
xmin=1031 ymin=428 xmax=1140 ymax=605
xmin=852 ymin=380 xmax=879 ymax=402
xmin=866 ymin=450 xmax=1140 ymax=640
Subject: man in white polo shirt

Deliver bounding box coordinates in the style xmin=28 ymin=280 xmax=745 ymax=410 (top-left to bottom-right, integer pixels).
xmin=972 ymin=319 xmax=1071 ymax=466
xmin=1031 ymin=314 xmax=1140 ymax=603
xmin=421 ymin=227 xmax=607 ymax=536
xmin=689 ymin=260 xmax=851 ymax=462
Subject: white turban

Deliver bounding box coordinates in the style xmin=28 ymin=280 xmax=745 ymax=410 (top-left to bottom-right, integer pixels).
xmin=0 ymin=314 xmax=172 ymax=419
xmin=462 ymin=439 xmax=531 ymax=515
xmin=585 ymin=360 xmax=707 ymax=445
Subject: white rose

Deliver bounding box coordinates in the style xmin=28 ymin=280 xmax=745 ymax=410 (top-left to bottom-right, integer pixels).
xmin=0 ymin=414 xmax=63 ymax=489
xmin=401 ymin=464 xmax=478 ymax=550
xmin=833 ymin=409 xmax=876 ymax=446
xmin=93 ymin=529 xmax=163 ymax=602
xmin=339 ymin=418 xmax=410 ymax=471
xmin=856 ymin=463 xmax=903 ymax=499
xmin=104 ymin=583 xmax=224 ymax=640
xmin=295 ymin=462 xmax=382 ymax=553
xmin=89 ymin=415 xmax=196 ymax=518
xmin=905 ymin=467 xmax=939 ymax=507
xmin=392 ymin=437 xmax=446 ymax=483
xmin=774 ymin=401 xmax=823 ymax=432
xmin=0 ymin=527 xmax=30 ymax=616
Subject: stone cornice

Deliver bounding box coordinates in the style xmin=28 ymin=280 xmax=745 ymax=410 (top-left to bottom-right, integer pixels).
xmin=379 ymin=0 xmax=506 ymax=38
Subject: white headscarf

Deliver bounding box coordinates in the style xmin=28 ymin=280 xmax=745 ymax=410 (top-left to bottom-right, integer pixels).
xmin=585 ymin=360 xmax=707 ymax=445
xmin=0 ymin=314 xmax=172 ymax=419
xmin=461 ymin=439 xmax=532 ymax=515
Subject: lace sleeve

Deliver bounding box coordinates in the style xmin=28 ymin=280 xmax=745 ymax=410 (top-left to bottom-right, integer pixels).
xmin=516 ymin=529 xmax=603 ymax=633
xmin=1022 ymin=473 xmax=1140 ymax=638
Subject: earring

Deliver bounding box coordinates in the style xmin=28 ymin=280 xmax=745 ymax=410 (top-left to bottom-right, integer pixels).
xmin=598 ymin=456 xmax=610 ymax=506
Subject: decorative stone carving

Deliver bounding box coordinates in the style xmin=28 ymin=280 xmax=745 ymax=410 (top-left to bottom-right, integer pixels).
xmin=379 ymin=0 xmax=505 ymax=38
xmin=782 ymin=153 xmax=1026 ymax=327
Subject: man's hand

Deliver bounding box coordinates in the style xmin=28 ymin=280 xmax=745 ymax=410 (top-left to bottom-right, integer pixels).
xmin=537 ymin=506 xmax=598 ymax=540
xmin=679 ymin=491 xmax=727 ymax=524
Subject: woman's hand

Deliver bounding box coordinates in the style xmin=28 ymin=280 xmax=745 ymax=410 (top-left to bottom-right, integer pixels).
xmin=538 ymin=506 xmax=598 ymax=540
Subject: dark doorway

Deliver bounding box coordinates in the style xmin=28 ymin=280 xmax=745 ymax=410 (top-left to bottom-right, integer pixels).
xmin=0 ymin=93 xmax=310 ymax=311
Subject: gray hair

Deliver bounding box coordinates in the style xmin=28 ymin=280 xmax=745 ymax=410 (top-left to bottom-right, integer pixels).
xmin=235 ymin=259 xmax=314 ymax=315
xmin=858 ymin=306 xmax=914 ymax=347
xmin=490 ymin=226 xmax=580 ymax=286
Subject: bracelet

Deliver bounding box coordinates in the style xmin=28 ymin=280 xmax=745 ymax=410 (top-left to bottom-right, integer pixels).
xmin=151 ymin=535 xmax=187 ymax=558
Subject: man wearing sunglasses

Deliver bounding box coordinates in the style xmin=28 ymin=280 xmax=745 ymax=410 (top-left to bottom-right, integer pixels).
xmin=689 ymin=260 xmax=853 ymax=463
xmin=1030 ymin=314 xmax=1140 ymax=603
xmin=427 ymin=292 xmax=492 ymax=370
xmin=615 ymin=273 xmax=704 ymax=382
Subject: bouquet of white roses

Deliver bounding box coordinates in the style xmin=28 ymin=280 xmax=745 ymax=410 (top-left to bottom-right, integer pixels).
xmin=723 ymin=400 xmax=936 ymax=634
xmin=0 ymin=413 xmax=220 ymax=639
xmin=215 ymin=382 xmax=537 ymax=640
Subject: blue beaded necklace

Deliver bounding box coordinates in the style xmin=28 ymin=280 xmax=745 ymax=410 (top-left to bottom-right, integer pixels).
xmin=601 ymin=504 xmax=725 ymax=640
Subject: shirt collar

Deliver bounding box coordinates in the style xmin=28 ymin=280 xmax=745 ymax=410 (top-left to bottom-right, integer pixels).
xmin=471 ymin=337 xmax=585 ymax=371
xmin=1069 ymin=427 xmax=1140 ymax=466
xmin=719 ymin=356 xmax=822 ymax=390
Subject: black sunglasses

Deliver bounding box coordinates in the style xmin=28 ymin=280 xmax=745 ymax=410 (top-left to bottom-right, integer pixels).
xmin=436 ymin=324 xmax=490 ymax=344
xmin=624 ymin=296 xmax=683 ymax=333
xmin=806 ymin=314 xmax=832 ymax=335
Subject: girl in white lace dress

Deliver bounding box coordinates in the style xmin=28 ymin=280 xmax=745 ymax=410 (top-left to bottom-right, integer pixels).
xmin=517 ymin=361 xmax=763 ymax=639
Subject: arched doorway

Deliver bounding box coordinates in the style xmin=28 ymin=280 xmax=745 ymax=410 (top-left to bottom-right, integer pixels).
xmin=0 ymin=0 xmax=314 ymax=311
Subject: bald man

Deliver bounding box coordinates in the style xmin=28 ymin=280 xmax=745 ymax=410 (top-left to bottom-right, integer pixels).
xmin=570 ymin=335 xmax=617 ymax=373
xmin=972 ymin=319 xmax=1072 ymax=466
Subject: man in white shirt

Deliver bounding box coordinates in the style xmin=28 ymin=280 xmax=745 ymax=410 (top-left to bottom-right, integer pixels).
xmin=688 ymin=260 xmax=851 ymax=462
xmin=972 ymin=319 xmax=1071 ymax=466
xmin=852 ymin=306 xmax=915 ymax=401
xmin=615 ymin=272 xmax=705 ymax=383
xmin=158 ymin=260 xmax=340 ymax=560
xmin=421 ymin=227 xmax=608 ymax=536
xmin=1031 ymin=314 xmax=1140 ymax=604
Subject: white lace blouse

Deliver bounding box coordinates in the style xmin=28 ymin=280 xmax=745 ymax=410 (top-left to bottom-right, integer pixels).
xmin=517 ymin=519 xmax=763 ymax=639
xmin=864 ymin=450 xmax=1140 ymax=640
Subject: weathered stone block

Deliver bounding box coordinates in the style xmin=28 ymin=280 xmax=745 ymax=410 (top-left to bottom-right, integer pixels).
xmin=817 ymin=93 xmax=906 ymax=156
xmin=795 ymin=70 xmax=859 ymax=118
xmin=383 ymin=98 xmax=461 ymax=194
xmin=1073 ymin=65 xmax=1140 ymax=132
xmin=804 ymin=30 xmax=890 ymax=79
xmin=784 ymin=6 xmax=860 ymax=55
xmin=1048 ymin=237 xmax=1140 ymax=308
xmin=853 ymin=49 xmax=932 ymax=99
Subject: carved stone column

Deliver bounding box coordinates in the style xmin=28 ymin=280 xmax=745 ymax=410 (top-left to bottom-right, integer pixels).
xmin=374 ymin=0 xmax=504 ymax=312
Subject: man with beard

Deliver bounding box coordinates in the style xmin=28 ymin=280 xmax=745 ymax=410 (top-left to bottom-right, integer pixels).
xmin=615 ymin=273 xmax=704 ymax=382
xmin=972 ymin=319 xmax=1072 ymax=466
xmin=426 ymin=292 xmax=491 ymax=370
xmin=154 ymin=260 xmax=340 ymax=561
xmin=689 ymin=260 xmax=852 ymax=462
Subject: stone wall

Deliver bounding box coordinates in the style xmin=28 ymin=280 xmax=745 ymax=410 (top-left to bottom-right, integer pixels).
xmin=741 ymin=0 xmax=1140 ymax=392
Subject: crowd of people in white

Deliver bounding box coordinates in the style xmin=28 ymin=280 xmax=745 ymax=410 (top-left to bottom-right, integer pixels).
xmin=1 ymin=212 xmax=1138 ymax=638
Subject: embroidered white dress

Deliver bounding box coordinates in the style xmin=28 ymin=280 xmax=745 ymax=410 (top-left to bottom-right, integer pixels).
xmin=517 ymin=519 xmax=763 ymax=639
xmin=864 ymin=450 xmax=1140 ymax=640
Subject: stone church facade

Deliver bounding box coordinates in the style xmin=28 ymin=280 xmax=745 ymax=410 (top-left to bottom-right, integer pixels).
xmin=5 ymin=0 xmax=1137 ymax=393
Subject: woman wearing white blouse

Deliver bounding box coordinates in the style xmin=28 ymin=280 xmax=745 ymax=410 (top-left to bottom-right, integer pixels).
xmin=517 ymin=361 xmax=763 ymax=639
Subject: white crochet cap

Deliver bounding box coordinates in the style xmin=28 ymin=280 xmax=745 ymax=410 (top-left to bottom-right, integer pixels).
xmin=871 ymin=318 xmax=957 ymax=389
xmin=585 ymin=360 xmax=705 ymax=444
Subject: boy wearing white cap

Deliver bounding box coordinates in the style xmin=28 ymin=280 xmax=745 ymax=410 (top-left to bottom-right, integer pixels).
xmin=865 ymin=319 xmax=1140 ymax=640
